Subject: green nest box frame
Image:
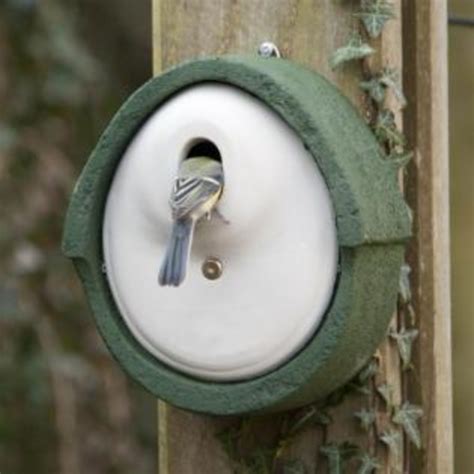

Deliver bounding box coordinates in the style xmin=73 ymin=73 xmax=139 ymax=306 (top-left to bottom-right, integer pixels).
xmin=63 ymin=56 xmax=411 ymax=415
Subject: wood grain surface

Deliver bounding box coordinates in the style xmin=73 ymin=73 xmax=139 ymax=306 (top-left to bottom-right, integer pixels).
xmin=153 ymin=1 xmax=453 ymax=472
xmin=403 ymin=1 xmax=453 ymax=472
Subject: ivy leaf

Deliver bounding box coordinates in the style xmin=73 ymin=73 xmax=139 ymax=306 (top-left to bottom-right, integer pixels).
xmin=360 ymin=68 xmax=406 ymax=107
xmin=287 ymin=406 xmax=332 ymax=436
xmin=346 ymin=359 xmax=379 ymax=396
xmin=354 ymin=408 xmax=376 ymax=431
xmin=360 ymin=77 xmax=387 ymax=104
xmin=392 ymin=402 xmax=423 ymax=448
xmin=281 ymin=459 xmax=306 ymax=474
xmin=357 ymin=453 xmax=381 ymax=474
xmin=376 ymin=383 xmax=393 ymax=407
xmin=387 ymin=150 xmax=413 ymax=168
xmin=348 ymin=382 xmax=372 ymax=396
xmin=330 ymin=34 xmax=375 ymax=69
xmin=374 ymin=109 xmax=405 ymax=149
xmin=389 ymin=328 xmax=419 ymax=370
xmin=325 ymin=373 xmax=372 ymax=405
xmin=380 ymin=429 xmax=402 ymax=456
xmin=379 ymin=68 xmax=407 ymax=107
xmin=354 ymin=0 xmax=395 ymax=39
xmin=358 ymin=359 xmax=379 ymax=383
xmin=320 ymin=442 xmax=359 ymax=474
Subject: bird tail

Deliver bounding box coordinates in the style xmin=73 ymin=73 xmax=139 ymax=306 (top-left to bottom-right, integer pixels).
xmin=158 ymin=218 xmax=194 ymax=287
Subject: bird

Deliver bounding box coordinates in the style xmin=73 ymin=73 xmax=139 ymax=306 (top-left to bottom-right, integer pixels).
xmin=158 ymin=156 xmax=224 ymax=287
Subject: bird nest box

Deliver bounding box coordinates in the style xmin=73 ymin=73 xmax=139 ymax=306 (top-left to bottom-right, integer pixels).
xmin=62 ymin=56 xmax=411 ymax=415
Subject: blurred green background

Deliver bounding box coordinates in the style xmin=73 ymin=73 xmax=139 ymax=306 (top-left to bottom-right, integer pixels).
xmin=449 ymin=1 xmax=474 ymax=473
xmin=0 ymin=1 xmax=155 ymax=473
xmin=0 ymin=1 xmax=472 ymax=473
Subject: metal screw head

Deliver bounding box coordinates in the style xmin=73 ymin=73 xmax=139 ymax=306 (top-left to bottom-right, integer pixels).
xmin=257 ymin=41 xmax=281 ymax=58
xmin=202 ymin=257 xmax=223 ymax=280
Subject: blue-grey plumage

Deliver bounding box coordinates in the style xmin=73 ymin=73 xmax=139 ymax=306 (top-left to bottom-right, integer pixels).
xmin=158 ymin=157 xmax=224 ymax=287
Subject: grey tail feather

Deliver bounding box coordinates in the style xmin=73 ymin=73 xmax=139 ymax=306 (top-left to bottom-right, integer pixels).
xmin=158 ymin=218 xmax=194 ymax=287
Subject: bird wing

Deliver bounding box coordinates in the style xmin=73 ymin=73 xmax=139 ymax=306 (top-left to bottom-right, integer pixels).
xmin=170 ymin=176 xmax=222 ymax=219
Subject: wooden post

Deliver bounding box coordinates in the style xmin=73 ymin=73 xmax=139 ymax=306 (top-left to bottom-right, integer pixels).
xmin=153 ymin=1 xmax=453 ymax=472
xmin=403 ymin=1 xmax=453 ymax=473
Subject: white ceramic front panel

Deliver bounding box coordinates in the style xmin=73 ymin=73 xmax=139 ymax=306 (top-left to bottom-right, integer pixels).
xmin=103 ymin=84 xmax=338 ymax=381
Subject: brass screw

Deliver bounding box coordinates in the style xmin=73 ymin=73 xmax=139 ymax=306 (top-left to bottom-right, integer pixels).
xmin=202 ymin=257 xmax=223 ymax=280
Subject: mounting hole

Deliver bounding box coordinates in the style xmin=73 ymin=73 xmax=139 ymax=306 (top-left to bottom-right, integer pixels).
xmin=185 ymin=139 xmax=222 ymax=162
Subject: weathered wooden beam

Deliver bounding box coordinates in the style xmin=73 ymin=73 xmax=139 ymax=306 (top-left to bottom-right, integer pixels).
xmin=153 ymin=1 xmax=452 ymax=472
xmin=403 ymin=1 xmax=454 ymax=472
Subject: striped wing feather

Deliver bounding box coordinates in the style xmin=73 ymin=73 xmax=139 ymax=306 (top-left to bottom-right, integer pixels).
xmin=170 ymin=176 xmax=222 ymax=219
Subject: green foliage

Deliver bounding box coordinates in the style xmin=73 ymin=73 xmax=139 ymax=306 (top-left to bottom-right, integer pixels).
xmin=0 ymin=1 xmax=155 ymax=473
xmin=379 ymin=429 xmax=402 ymax=458
xmin=286 ymin=405 xmax=332 ymax=436
xmin=389 ymin=327 xmax=419 ymax=370
xmin=354 ymin=0 xmax=395 ymax=39
xmin=320 ymin=3 xmax=418 ymax=473
xmin=376 ymin=383 xmax=393 ymax=408
xmin=330 ymin=34 xmax=375 ymax=70
xmin=392 ymin=402 xmax=423 ymax=448
xmin=326 ymin=369 xmax=373 ymax=404
xmin=360 ymin=77 xmax=386 ymax=104
xmin=358 ymin=359 xmax=379 ymax=383
xmin=354 ymin=408 xmax=377 ymax=431
xmin=386 ymin=150 xmax=413 ymax=168
xmin=373 ymin=109 xmax=405 ymax=150
xmin=378 ymin=68 xmax=406 ymax=107
xmin=343 ymin=358 xmax=379 ymax=396
xmin=357 ymin=453 xmax=381 ymax=474
xmin=360 ymin=68 xmax=406 ymax=107
xmin=320 ymin=442 xmax=360 ymax=474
